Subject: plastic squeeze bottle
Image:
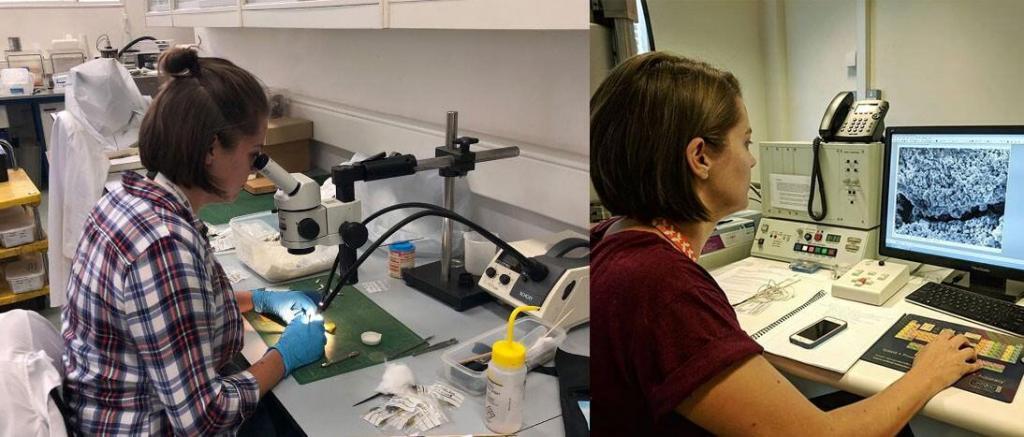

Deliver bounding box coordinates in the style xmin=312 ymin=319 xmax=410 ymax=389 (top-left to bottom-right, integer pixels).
xmin=484 ymin=305 xmax=540 ymax=433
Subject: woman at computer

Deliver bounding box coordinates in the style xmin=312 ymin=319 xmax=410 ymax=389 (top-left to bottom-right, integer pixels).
xmin=590 ymin=51 xmax=983 ymax=435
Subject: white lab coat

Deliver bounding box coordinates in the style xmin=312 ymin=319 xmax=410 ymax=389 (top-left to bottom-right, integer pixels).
xmin=47 ymin=59 xmax=148 ymax=307
xmin=0 ymin=310 xmax=66 ymax=437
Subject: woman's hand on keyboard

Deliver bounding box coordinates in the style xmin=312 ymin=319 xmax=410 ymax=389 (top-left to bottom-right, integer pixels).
xmin=908 ymin=330 xmax=985 ymax=394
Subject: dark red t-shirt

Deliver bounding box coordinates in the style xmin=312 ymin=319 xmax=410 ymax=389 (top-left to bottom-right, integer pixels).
xmin=591 ymin=219 xmax=763 ymax=436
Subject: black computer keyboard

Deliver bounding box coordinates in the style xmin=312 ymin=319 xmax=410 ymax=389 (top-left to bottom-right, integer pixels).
xmin=905 ymin=282 xmax=1024 ymax=337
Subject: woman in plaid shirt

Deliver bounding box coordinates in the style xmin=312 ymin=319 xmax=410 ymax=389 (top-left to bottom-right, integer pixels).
xmin=61 ymin=47 xmax=327 ymax=436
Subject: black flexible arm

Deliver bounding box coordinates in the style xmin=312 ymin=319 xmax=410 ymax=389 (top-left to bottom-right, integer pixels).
xmin=321 ymin=247 xmax=344 ymax=298
xmin=807 ymin=137 xmax=828 ymax=221
xmin=316 ymin=202 xmax=443 ymax=296
xmin=117 ymin=36 xmax=157 ymax=59
xmin=361 ymin=202 xmax=447 ymax=225
xmin=318 ymin=208 xmax=548 ymax=311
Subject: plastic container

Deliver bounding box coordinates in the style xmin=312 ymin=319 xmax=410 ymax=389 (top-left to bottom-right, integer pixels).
xmin=229 ymin=211 xmax=338 ymax=283
xmin=5 ymin=253 xmax=44 ymax=293
xmin=484 ymin=305 xmax=537 ymax=433
xmin=441 ymin=315 xmax=567 ymax=395
xmin=0 ymin=207 xmax=36 ymax=248
xmin=388 ymin=241 xmax=415 ymax=278
xmin=0 ymin=68 xmax=33 ymax=96
xmin=463 ymin=231 xmax=497 ymax=276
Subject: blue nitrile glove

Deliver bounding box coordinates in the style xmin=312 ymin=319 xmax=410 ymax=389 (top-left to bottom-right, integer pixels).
xmin=271 ymin=318 xmax=326 ymax=375
xmin=252 ymin=290 xmax=320 ymax=323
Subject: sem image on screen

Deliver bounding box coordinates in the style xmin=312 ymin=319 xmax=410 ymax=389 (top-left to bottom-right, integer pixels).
xmin=894 ymin=147 xmax=1009 ymax=249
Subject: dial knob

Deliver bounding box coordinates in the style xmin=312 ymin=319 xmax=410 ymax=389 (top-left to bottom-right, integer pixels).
xmin=297 ymin=218 xmax=320 ymax=240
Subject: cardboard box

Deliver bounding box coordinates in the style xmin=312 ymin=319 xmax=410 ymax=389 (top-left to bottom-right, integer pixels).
xmin=262 ymin=117 xmax=312 ymax=173
xmin=266 ymin=117 xmax=313 ymax=146
xmin=263 ymin=139 xmax=311 ymax=173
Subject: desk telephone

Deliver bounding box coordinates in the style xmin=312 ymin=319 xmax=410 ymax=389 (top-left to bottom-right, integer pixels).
xmin=807 ymin=92 xmax=890 ymax=221
xmin=819 ymin=91 xmax=890 ymax=142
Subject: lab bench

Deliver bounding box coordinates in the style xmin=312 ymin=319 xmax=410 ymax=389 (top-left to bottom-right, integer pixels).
xmin=218 ymin=233 xmax=588 ymax=436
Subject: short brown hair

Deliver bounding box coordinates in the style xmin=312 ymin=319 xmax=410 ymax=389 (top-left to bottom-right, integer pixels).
xmin=591 ymin=52 xmax=742 ymax=223
xmin=139 ymin=47 xmax=268 ymax=196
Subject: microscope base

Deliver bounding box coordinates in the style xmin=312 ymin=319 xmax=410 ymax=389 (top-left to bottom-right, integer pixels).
xmin=402 ymin=261 xmax=493 ymax=311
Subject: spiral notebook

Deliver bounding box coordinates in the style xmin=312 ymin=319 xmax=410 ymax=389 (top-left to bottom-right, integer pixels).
xmin=737 ymin=286 xmax=902 ymax=374
xmin=750 ymin=290 xmax=827 ymax=339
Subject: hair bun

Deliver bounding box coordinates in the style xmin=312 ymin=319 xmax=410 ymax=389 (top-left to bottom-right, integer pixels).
xmin=159 ymin=47 xmax=201 ymax=78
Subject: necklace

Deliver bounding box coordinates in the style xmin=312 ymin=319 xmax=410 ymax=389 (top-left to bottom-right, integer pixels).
xmin=651 ymin=218 xmax=698 ymax=262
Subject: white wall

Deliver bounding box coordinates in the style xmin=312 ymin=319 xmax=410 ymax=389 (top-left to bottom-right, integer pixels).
xmin=780 ymin=0 xmax=858 ymax=141
xmin=197 ymin=27 xmax=589 ymax=240
xmin=646 ymin=0 xmax=1024 ymax=152
xmin=0 ymin=0 xmax=193 ymax=67
xmin=872 ymin=0 xmax=1024 ymax=126
xmin=759 ymin=0 xmax=791 ymax=146
xmin=646 ymin=0 xmax=769 ymax=181
xmin=776 ymin=0 xmax=1024 ymax=135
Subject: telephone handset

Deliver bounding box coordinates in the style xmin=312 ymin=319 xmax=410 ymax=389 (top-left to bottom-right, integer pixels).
xmin=818 ymin=91 xmax=889 ymax=142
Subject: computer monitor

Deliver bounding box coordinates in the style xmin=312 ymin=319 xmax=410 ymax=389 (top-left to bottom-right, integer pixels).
xmin=880 ymin=126 xmax=1024 ymax=300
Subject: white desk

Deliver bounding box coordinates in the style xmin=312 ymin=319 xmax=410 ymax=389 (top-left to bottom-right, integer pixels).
xmin=714 ymin=257 xmax=1024 ymax=437
xmin=222 ymin=250 xmax=589 ymax=437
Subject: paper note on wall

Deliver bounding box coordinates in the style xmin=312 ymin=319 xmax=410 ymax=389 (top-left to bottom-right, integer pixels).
xmin=770 ymin=174 xmax=812 ymax=211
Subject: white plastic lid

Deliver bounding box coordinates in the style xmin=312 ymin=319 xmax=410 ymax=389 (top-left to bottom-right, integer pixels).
xmin=7 ymin=254 xmax=43 ymax=279
xmin=361 ymin=331 xmax=382 ymax=346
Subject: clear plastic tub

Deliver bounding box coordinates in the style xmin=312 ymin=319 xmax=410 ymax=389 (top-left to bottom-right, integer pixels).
xmin=5 ymin=253 xmax=44 ymax=293
xmin=229 ymin=211 xmax=338 ymax=283
xmin=0 ymin=207 xmax=36 ymax=248
xmin=440 ymin=316 xmax=566 ymax=395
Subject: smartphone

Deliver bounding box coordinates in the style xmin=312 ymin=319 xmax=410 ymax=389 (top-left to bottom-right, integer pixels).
xmin=790 ymin=317 xmax=847 ymax=349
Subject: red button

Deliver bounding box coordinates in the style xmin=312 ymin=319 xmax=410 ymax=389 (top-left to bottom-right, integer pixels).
xmin=814 ymin=233 xmax=822 ymax=241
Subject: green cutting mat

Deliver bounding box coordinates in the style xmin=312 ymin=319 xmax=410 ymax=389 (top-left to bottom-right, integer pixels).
xmin=200 ymin=190 xmax=275 ymax=225
xmin=243 ymin=275 xmax=425 ymax=385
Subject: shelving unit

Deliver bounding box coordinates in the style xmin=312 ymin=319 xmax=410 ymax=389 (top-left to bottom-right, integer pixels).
xmin=0 ymin=169 xmax=48 ymax=308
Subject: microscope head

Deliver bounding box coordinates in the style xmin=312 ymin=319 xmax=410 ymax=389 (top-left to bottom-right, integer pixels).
xmin=252 ymin=153 xmax=360 ymax=254
xmin=253 ymin=154 xmax=323 ymax=253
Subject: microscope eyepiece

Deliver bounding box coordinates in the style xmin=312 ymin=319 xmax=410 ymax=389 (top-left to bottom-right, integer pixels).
xmin=253 ymin=153 xmax=301 ymax=196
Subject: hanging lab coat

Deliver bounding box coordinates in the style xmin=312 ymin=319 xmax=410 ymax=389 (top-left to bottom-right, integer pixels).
xmin=0 ymin=310 xmax=66 ymax=437
xmin=47 ymin=59 xmax=148 ymax=307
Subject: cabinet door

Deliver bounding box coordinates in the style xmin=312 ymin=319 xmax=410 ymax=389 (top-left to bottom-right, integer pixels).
xmin=388 ymin=0 xmax=588 ymax=30
xmin=146 ymin=0 xmax=174 ymax=26
xmin=172 ymin=0 xmax=241 ymax=27
xmin=148 ymin=0 xmax=171 ymax=12
xmin=241 ymin=0 xmax=382 ymax=29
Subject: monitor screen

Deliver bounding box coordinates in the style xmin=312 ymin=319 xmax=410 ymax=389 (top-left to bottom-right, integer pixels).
xmin=881 ymin=127 xmax=1024 ymax=277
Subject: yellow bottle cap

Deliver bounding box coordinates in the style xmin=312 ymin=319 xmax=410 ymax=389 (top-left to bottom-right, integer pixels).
xmin=491 ymin=305 xmax=540 ymax=369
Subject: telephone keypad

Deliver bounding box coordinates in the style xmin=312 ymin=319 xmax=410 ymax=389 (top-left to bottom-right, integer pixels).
xmin=841 ymin=116 xmax=875 ymax=136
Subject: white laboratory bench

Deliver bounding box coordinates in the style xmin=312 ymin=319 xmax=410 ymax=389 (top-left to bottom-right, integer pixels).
xmin=220 ymin=250 xmax=589 ymax=437
xmin=713 ymin=257 xmax=1024 ymax=437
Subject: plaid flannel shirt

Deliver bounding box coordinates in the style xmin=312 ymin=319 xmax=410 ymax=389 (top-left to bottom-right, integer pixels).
xmin=62 ymin=172 xmax=259 ymax=436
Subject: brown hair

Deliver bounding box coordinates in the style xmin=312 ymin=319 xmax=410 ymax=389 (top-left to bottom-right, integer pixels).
xmin=139 ymin=47 xmax=268 ymax=196
xmin=590 ymin=51 xmax=743 ymax=223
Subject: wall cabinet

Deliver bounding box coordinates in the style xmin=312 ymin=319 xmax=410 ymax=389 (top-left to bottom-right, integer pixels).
xmin=144 ymin=0 xmax=586 ymax=30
